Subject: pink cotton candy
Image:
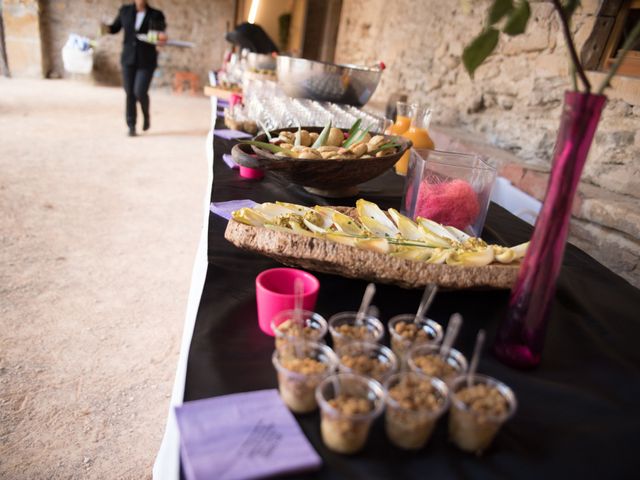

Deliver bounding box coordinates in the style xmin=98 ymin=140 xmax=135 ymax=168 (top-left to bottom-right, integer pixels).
xmin=414 ymin=179 xmax=480 ymax=229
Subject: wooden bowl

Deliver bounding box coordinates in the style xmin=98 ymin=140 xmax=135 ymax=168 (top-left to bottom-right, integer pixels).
xmin=231 ymin=127 xmax=412 ymax=197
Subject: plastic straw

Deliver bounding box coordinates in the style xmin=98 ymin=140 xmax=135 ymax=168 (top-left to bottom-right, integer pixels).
xmin=293 ymin=278 xmax=304 ymax=358
xmin=355 ymin=283 xmax=376 ymax=326
xmin=415 ymin=283 xmax=438 ymax=323
xmin=440 ymin=313 xmax=463 ymax=358
xmin=467 ymin=329 xmax=486 ymax=388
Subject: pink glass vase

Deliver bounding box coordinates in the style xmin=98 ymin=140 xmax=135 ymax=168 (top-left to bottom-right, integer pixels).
xmin=494 ymin=91 xmax=607 ymax=368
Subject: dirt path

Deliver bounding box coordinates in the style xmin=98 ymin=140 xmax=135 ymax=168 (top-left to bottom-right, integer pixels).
xmin=0 ymin=78 xmax=210 ymax=479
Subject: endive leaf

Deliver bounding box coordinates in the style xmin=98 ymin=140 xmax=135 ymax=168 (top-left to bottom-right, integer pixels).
xmin=388 ymin=209 xmax=425 ymax=241
xmin=325 ymin=232 xmax=358 ymax=247
xmin=275 ymin=201 xmax=311 ymax=215
xmin=392 ymin=246 xmax=434 ymax=261
xmin=445 ymin=225 xmax=471 ymax=242
xmin=232 ymin=208 xmax=268 ymax=226
xmin=446 ymin=247 xmax=495 ymax=267
xmin=357 ymin=199 xmax=399 ymax=238
xmin=426 ymin=249 xmax=452 ymax=264
xmin=356 ymin=238 xmax=390 ymax=254
xmin=417 ymin=217 xmax=460 ymax=242
xmin=254 ymin=202 xmax=297 ymax=220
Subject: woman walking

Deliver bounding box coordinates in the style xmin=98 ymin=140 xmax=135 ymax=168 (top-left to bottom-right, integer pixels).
xmin=102 ymin=1 xmax=166 ymax=136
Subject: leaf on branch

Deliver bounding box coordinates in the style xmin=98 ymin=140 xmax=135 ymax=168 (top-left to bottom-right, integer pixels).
xmin=503 ymin=0 xmax=531 ymax=36
xmin=488 ymin=0 xmax=514 ymax=25
xmin=462 ymin=27 xmax=500 ymax=78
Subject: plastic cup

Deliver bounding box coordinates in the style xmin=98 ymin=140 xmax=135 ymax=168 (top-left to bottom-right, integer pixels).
xmin=256 ymin=268 xmax=320 ymax=336
xmin=448 ymin=374 xmax=517 ymax=454
xmin=388 ymin=314 xmax=443 ymax=362
xmin=315 ymin=373 xmax=386 ymax=454
xmin=337 ymin=341 xmax=398 ymax=383
xmin=272 ymin=340 xmax=338 ymax=414
xmin=239 ymin=165 xmax=264 ymax=179
xmin=271 ymin=309 xmax=328 ymax=355
xmin=407 ymin=343 xmax=468 ymax=384
xmin=328 ymin=311 xmax=384 ymax=353
xmin=384 ymin=372 xmax=449 ymax=450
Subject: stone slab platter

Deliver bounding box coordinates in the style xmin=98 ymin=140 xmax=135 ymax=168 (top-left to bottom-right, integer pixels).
xmin=224 ymin=207 xmax=521 ymax=290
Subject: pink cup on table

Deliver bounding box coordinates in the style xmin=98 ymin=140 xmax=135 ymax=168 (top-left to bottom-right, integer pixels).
xmin=239 ymin=165 xmax=264 ymax=179
xmin=256 ymin=268 xmax=320 ymax=336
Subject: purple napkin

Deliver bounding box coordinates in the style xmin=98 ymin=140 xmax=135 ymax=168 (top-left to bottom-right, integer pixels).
xmin=210 ymin=199 xmax=258 ymax=220
xmin=223 ymin=153 xmax=238 ymax=169
xmin=214 ymin=129 xmax=252 ymax=140
xmin=175 ymin=389 xmax=322 ymax=480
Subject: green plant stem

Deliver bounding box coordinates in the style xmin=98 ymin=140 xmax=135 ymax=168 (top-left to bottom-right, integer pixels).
xmin=550 ymin=0 xmax=590 ymax=92
xmin=597 ymin=19 xmax=640 ymax=95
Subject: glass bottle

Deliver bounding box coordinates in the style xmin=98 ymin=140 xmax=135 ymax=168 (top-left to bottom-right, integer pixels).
xmin=396 ymin=105 xmax=435 ymax=176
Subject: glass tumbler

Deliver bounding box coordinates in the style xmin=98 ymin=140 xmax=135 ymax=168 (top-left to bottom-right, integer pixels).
xmin=402 ymin=149 xmax=497 ymax=236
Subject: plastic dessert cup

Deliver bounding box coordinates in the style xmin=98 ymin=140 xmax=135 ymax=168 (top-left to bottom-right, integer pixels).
xmin=256 ymin=268 xmax=320 ymax=336
xmin=448 ymin=374 xmax=517 ymax=454
xmin=328 ymin=311 xmax=385 ymax=354
xmin=337 ymin=341 xmax=399 ymax=383
xmin=407 ymin=343 xmax=468 ymax=384
xmin=388 ymin=314 xmax=444 ymax=362
xmin=272 ymin=340 xmax=338 ymax=414
xmin=271 ymin=309 xmax=328 ymax=355
xmin=384 ymin=372 xmax=450 ymax=450
xmin=315 ymin=373 xmax=386 ymax=454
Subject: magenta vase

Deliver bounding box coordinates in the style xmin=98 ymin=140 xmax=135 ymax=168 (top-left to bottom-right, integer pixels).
xmin=494 ymin=91 xmax=607 ymax=368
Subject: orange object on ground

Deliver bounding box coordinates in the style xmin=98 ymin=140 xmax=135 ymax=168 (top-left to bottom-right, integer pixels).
xmin=173 ymin=71 xmax=199 ymax=95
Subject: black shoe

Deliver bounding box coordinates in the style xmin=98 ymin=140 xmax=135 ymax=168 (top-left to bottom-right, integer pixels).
xmin=143 ymin=116 xmax=150 ymax=131
xmin=128 ymin=128 xmax=137 ymax=137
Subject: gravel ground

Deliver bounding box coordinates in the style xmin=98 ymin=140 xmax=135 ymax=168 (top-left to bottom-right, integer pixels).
xmin=0 ymin=78 xmax=210 ymax=479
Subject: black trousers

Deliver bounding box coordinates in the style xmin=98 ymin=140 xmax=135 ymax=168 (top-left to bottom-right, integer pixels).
xmin=122 ymin=64 xmax=154 ymax=129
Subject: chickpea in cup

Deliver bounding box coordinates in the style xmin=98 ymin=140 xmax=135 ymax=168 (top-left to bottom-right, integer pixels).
xmin=315 ymin=373 xmax=386 ymax=454
xmin=328 ymin=311 xmax=384 ymax=353
xmin=385 ymin=372 xmax=450 ymax=450
xmin=448 ymin=374 xmax=517 ymax=455
xmin=388 ymin=314 xmax=443 ymax=361
xmin=272 ymin=340 xmax=338 ymax=414
xmin=338 ymin=341 xmax=398 ymax=383
xmin=271 ymin=309 xmax=328 ymax=355
xmin=408 ymin=343 xmax=468 ymax=384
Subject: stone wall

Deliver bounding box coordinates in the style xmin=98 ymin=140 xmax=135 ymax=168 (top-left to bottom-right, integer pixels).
xmin=38 ymin=0 xmax=234 ymax=87
xmin=335 ymin=0 xmax=640 ymax=287
xmin=3 ymin=0 xmax=44 ymax=77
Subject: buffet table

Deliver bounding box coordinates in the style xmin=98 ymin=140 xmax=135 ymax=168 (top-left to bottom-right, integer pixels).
xmin=155 ymin=121 xmax=640 ymax=480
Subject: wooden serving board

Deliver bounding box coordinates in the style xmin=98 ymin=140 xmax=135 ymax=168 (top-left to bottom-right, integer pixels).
xmin=224 ymin=208 xmax=521 ymax=290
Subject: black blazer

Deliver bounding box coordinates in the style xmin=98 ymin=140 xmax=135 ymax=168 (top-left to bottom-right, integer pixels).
xmin=108 ymin=4 xmax=166 ymax=68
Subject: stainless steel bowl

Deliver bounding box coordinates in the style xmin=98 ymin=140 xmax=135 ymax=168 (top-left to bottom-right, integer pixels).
xmin=276 ymin=56 xmax=383 ymax=106
xmin=246 ymin=52 xmax=277 ymax=71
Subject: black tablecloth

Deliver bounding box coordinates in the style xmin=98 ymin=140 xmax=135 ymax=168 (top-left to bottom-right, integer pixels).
xmin=183 ymin=135 xmax=640 ymax=479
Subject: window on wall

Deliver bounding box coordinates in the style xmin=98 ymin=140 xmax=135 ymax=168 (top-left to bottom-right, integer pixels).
xmin=581 ymin=0 xmax=640 ymax=78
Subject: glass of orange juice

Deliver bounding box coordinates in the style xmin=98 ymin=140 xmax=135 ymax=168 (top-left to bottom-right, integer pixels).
xmin=395 ymin=105 xmax=435 ymax=176
xmin=387 ymin=102 xmax=416 ymax=135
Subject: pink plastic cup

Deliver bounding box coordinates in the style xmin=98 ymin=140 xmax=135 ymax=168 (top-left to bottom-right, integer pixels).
xmin=239 ymin=165 xmax=264 ymax=179
xmin=256 ymin=268 xmax=320 ymax=336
